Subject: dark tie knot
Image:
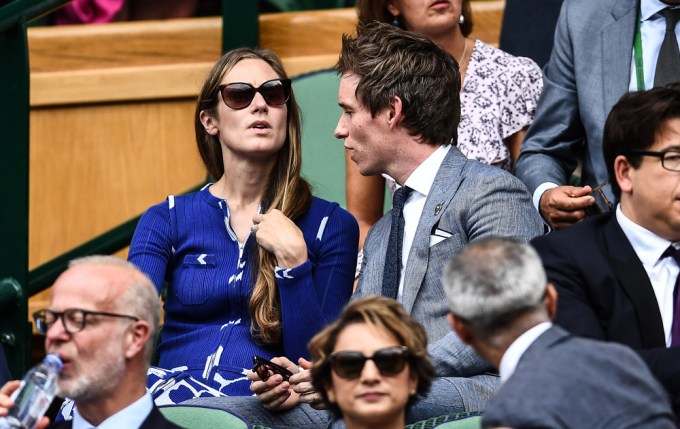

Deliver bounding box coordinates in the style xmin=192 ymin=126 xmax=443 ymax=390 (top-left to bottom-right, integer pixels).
xmin=662 ymin=244 xmax=680 ymax=265
xmin=660 ymin=7 xmax=680 ymax=30
xmin=392 ymin=186 xmax=413 ymax=213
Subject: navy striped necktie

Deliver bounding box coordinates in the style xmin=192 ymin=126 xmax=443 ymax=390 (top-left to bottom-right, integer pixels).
xmin=382 ymin=186 xmax=413 ymax=300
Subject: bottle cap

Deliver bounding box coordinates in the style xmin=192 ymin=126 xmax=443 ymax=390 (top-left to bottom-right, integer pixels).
xmin=44 ymin=354 xmax=64 ymax=372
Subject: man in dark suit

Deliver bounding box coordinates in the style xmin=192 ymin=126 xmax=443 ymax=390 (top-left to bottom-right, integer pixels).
xmin=532 ymin=84 xmax=680 ymax=416
xmin=444 ymin=237 xmax=675 ymax=428
xmin=0 ymin=256 xmax=182 ymax=429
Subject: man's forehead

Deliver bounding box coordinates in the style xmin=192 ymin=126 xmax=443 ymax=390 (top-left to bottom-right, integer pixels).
xmin=50 ymin=265 xmax=122 ymax=309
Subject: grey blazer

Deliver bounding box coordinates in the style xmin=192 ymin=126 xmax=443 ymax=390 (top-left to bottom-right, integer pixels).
xmin=355 ymin=146 xmax=543 ymax=376
xmin=483 ymin=326 xmax=675 ymax=428
xmin=514 ymin=0 xmax=637 ymax=202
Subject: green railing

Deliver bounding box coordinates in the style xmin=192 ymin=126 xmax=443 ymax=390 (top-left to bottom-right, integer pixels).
xmin=0 ymin=0 xmax=258 ymax=378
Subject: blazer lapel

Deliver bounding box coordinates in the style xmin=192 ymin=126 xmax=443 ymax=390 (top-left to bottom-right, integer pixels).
xmin=401 ymin=147 xmax=465 ymax=313
xmin=601 ymin=214 xmax=666 ymax=347
xmin=601 ymin=0 xmax=637 ymax=114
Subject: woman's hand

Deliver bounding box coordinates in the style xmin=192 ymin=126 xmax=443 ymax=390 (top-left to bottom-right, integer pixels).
xmin=248 ymin=357 xmax=301 ymax=411
xmin=0 ymin=381 xmax=50 ymax=429
xmin=252 ymin=210 xmax=308 ymax=268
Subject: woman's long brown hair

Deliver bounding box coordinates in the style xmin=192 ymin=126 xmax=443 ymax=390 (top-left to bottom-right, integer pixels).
xmin=195 ymin=48 xmax=312 ymax=345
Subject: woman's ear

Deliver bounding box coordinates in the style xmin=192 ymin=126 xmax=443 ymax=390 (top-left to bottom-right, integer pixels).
xmin=200 ymin=110 xmax=219 ymax=136
xmin=408 ymin=370 xmax=418 ymax=396
xmin=325 ymin=381 xmax=337 ymax=404
xmin=386 ymin=1 xmax=400 ymax=18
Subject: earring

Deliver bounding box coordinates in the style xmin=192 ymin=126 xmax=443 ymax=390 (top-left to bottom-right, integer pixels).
xmin=392 ymin=15 xmax=401 ymax=27
xmin=459 ymin=14 xmax=465 ymax=25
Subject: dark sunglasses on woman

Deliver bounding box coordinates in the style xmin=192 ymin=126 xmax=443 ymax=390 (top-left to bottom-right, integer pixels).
xmin=328 ymin=346 xmax=410 ymax=379
xmin=218 ymin=78 xmax=291 ymax=110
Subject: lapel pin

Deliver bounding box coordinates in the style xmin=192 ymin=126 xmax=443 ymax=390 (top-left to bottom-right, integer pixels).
xmin=434 ymin=204 xmax=443 ymax=215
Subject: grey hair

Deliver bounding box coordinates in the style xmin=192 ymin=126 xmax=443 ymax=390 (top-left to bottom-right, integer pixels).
xmin=68 ymin=255 xmax=160 ymax=362
xmin=442 ymin=238 xmax=547 ymax=336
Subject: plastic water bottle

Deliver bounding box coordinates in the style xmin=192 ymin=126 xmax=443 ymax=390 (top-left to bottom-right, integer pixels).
xmin=0 ymin=354 xmax=63 ymax=429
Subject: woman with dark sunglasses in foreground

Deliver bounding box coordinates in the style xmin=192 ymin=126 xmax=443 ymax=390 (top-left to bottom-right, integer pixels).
xmin=127 ymin=48 xmax=359 ymax=403
xmin=308 ymin=296 xmax=434 ymax=429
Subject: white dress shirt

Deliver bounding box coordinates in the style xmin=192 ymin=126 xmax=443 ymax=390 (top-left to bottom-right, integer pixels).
xmin=395 ymin=144 xmax=451 ymax=302
xmin=72 ymin=391 xmax=153 ymax=429
xmin=499 ymin=322 xmax=552 ymax=384
xmin=629 ymin=0 xmax=680 ymax=91
xmin=617 ymin=205 xmax=679 ymax=346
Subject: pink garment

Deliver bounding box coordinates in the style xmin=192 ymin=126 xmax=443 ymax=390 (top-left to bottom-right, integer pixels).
xmin=54 ymin=0 xmax=125 ymax=24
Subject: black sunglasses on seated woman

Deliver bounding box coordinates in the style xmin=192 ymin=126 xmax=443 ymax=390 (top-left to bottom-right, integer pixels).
xmin=218 ymin=79 xmax=291 ymax=110
xmin=328 ymin=346 xmax=410 ymax=379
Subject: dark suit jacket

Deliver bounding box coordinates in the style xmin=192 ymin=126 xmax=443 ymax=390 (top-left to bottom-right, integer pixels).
xmin=48 ymin=404 xmax=183 ymax=429
xmin=532 ymin=213 xmax=680 ymax=412
xmin=483 ymin=326 xmax=675 ymax=428
xmin=499 ymin=0 xmax=564 ymax=67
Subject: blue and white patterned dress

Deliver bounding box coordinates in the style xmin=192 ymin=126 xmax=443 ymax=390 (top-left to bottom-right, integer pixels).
xmin=129 ymin=185 xmax=358 ymax=404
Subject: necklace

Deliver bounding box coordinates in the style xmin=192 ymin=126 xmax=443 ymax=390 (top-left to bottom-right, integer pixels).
xmin=458 ymin=38 xmax=468 ymax=64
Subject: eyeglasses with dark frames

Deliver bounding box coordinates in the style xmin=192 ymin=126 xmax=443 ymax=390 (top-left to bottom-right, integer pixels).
xmin=327 ymin=346 xmax=410 ymax=380
xmin=33 ymin=308 xmax=140 ymax=335
xmin=218 ymin=79 xmax=291 ymax=110
xmin=584 ymin=179 xmax=614 ymax=217
xmin=627 ymin=149 xmax=680 ymax=172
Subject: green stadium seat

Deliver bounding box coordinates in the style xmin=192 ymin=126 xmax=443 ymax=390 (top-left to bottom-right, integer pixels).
xmin=405 ymin=411 xmax=483 ymax=429
xmin=158 ymin=404 xmax=251 ymax=429
xmin=293 ymin=69 xmax=347 ymax=208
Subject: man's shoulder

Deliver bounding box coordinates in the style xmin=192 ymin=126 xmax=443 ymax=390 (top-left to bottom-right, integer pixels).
xmin=47 ymin=422 xmax=72 ymax=429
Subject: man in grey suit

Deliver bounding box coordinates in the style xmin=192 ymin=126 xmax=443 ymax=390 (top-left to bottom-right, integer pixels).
xmin=228 ymin=22 xmax=542 ymax=427
xmin=444 ymin=238 xmax=675 ymax=428
xmin=334 ymin=22 xmax=542 ymax=420
xmin=515 ymin=0 xmax=680 ymax=230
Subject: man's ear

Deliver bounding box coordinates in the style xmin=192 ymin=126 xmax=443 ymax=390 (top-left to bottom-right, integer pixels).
xmin=124 ymin=320 xmax=152 ymax=359
xmin=448 ymin=313 xmax=473 ymax=345
xmin=545 ymin=283 xmax=558 ymax=321
xmin=614 ymin=155 xmax=633 ymax=195
xmin=387 ymin=95 xmax=404 ymax=129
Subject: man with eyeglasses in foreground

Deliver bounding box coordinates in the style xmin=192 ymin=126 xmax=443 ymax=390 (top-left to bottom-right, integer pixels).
xmin=531 ymin=84 xmax=680 ymax=419
xmin=443 ymin=237 xmax=674 ymax=428
xmin=0 ymin=255 xmax=182 ymax=429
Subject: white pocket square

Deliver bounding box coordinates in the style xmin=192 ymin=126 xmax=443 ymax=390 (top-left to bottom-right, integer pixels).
xmin=429 ymin=228 xmax=453 ymax=247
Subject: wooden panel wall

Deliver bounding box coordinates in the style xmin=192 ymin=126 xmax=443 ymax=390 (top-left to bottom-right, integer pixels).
xmin=25 ymin=2 xmax=505 ymax=313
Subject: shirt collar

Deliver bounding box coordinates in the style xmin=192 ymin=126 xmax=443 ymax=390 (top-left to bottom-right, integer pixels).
xmin=72 ymin=391 xmax=153 ymax=429
xmin=499 ymin=322 xmax=552 ymax=384
xmin=641 ymin=0 xmax=680 ymax=22
xmin=401 ymin=144 xmax=450 ymax=198
xmin=616 ymin=204 xmax=676 ymax=267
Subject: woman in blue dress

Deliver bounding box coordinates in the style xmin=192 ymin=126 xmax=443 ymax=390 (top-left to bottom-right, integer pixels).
xmin=128 ymin=48 xmax=359 ymax=404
